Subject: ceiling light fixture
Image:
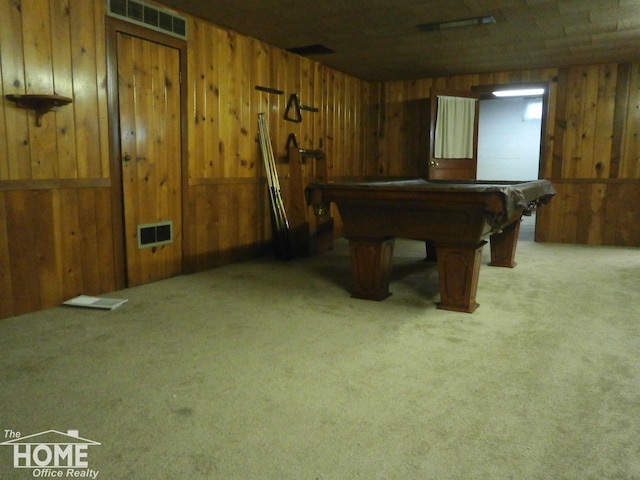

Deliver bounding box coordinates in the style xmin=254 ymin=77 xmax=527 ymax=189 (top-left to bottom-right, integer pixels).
xmin=492 ymin=88 xmax=545 ymax=97
xmin=417 ymin=15 xmax=496 ymax=32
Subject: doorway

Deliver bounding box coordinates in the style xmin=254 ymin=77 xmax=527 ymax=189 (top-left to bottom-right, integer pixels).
xmin=477 ymin=95 xmax=542 ymax=181
xmin=107 ymin=18 xmax=188 ymax=288
xmin=473 ymin=82 xmax=549 ymax=241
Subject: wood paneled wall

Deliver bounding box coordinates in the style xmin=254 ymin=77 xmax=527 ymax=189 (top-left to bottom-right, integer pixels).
xmin=375 ymin=65 xmax=640 ymax=247
xmin=0 ymin=0 xmax=113 ymax=319
xmin=184 ymin=17 xmax=376 ymax=271
xmin=0 ymin=0 xmax=374 ymax=319
xmin=1 ymin=0 xmax=638 ymax=320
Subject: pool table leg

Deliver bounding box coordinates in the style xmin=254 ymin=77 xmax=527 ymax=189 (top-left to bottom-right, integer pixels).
xmin=348 ymin=237 xmax=395 ymax=301
xmin=435 ymin=242 xmax=486 ymax=313
xmin=489 ymin=218 xmax=521 ymax=268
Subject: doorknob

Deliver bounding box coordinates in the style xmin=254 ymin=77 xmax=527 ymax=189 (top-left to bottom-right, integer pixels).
xmin=123 ymin=153 xmax=131 ymax=162
xmin=430 ymin=160 xmax=439 ymax=167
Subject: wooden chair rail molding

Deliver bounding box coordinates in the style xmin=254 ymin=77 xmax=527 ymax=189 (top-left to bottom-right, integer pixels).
xmin=187 ymin=177 xmax=265 ymax=186
xmin=0 ymin=179 xmax=111 ymax=191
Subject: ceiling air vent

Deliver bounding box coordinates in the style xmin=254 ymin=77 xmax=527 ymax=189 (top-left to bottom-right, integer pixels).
xmin=286 ymin=44 xmax=336 ymax=56
xmin=107 ymin=0 xmax=187 ymax=39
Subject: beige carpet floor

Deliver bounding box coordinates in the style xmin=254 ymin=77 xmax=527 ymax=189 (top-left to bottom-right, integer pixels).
xmin=1 ymin=222 xmax=639 ymax=479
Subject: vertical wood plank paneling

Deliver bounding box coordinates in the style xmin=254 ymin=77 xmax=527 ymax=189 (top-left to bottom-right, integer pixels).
xmin=238 ymin=36 xmax=253 ymax=178
xmin=196 ymin=184 xmax=220 ymax=269
xmin=534 ymin=194 xmax=552 ymax=243
xmin=610 ymin=63 xmax=630 ymax=180
xmin=118 ymin=34 xmax=183 ymax=286
xmin=382 ymin=81 xmax=403 ymax=176
xmin=94 ymin=187 xmax=116 ymax=293
xmin=366 ymin=83 xmax=382 ymax=177
xmin=0 ymin=59 xmax=8 ymax=180
xmin=577 ymin=65 xmax=600 ymax=178
xmin=229 ymin=31 xmax=243 ymax=179
xmin=299 ymin=56 xmax=312 ymax=149
xmin=352 ymin=78 xmax=363 ymax=176
xmin=0 ymin=0 xmax=28 ymax=180
xmin=559 ymin=183 xmax=579 ymax=243
xmin=586 ymin=183 xmax=607 ymax=244
xmin=218 ymin=184 xmax=239 ymax=264
xmin=57 ymin=188 xmax=84 ymax=299
xmin=151 ymin=42 xmax=168 ymax=279
xmin=50 ymin=0 xmax=77 ymax=179
xmin=552 ymin=68 xmax=569 ymax=179
xmin=238 ymin=183 xmax=258 ymax=256
xmin=617 ymin=183 xmax=640 ymax=244
xmin=602 ymin=183 xmax=621 ymax=246
xmin=378 ymin=64 xmax=639 ymax=247
xmin=281 ymin=50 xmax=299 ymax=166
xmin=621 ymin=62 xmax=640 ymax=179
xmin=539 ymin=77 xmax=557 ymax=179
xmin=6 ymin=191 xmax=43 ymax=315
xmin=312 ymin=61 xmax=324 ymax=153
xmin=207 ymin=20 xmax=222 ymax=178
xmin=267 ymin=44 xmax=284 ymax=145
xmin=337 ymin=72 xmax=348 ymax=175
xmin=21 ymin=0 xmax=54 ymax=93
xmin=34 ymin=190 xmax=61 ymax=308
xmin=575 ymin=183 xmax=593 ymax=243
xmin=250 ymin=38 xmax=268 ymax=175
xmin=217 ymin=30 xmax=232 ymax=178
xmin=94 ymin=1 xmax=110 ymax=179
xmin=340 ymin=74 xmax=351 ymax=176
xmin=562 ymin=66 xmax=586 ymax=178
xmin=345 ymin=76 xmax=357 ymax=176
xmin=1 ymin=0 xmax=106 ymax=183
xmin=69 ymin=0 xmax=101 ymax=178
xmin=591 ymin=64 xmax=617 ymax=179
xmin=163 ymin=44 xmax=183 ymax=277
xmin=250 ymin=40 xmax=271 ymax=244
xmin=22 ymin=0 xmax=57 ymax=179
xmin=116 ymin=32 xmax=141 ymax=284
xmin=0 ymin=193 xmax=14 ymax=317
xmin=77 ymin=188 xmax=101 ymax=294
xmin=4 ymin=0 xmax=640 ymax=321
xmin=188 ymin=19 xmax=204 ymax=179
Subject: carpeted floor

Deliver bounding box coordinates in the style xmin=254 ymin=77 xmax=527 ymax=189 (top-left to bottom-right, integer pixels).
xmin=1 ymin=221 xmax=639 ymax=479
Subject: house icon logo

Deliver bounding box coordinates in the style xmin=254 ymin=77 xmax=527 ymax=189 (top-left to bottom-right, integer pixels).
xmin=1 ymin=429 xmax=101 ymax=477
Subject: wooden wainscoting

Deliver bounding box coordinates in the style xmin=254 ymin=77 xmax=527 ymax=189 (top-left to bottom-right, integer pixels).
xmin=0 ymin=183 xmax=117 ymax=319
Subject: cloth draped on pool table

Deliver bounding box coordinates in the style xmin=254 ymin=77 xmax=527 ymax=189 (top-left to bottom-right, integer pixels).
xmin=336 ymin=179 xmax=556 ymax=225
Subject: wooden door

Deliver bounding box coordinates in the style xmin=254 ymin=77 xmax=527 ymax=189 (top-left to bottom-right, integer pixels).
xmin=428 ymin=88 xmax=480 ymax=179
xmin=116 ymin=32 xmax=182 ymax=287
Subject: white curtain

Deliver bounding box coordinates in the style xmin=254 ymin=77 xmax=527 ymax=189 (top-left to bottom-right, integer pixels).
xmin=434 ymin=95 xmax=477 ymax=158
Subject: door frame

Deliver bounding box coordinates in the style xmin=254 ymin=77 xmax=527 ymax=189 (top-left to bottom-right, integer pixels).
xmin=428 ymin=88 xmax=481 ymax=179
xmin=471 ymin=81 xmax=552 ymax=241
xmin=471 ymin=81 xmax=552 ymax=180
xmin=106 ymin=16 xmax=188 ymax=289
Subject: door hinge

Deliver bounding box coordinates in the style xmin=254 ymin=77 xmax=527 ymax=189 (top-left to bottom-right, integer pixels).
xmin=179 ymin=71 xmax=182 ymax=84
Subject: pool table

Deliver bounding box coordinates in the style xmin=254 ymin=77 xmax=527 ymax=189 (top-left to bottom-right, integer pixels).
xmin=306 ymin=178 xmax=555 ymax=312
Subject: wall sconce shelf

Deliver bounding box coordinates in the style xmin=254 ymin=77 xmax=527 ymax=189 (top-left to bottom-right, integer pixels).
xmin=5 ymin=94 xmax=73 ymax=127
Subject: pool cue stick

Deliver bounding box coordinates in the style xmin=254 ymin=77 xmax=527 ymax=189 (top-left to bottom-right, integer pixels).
xmin=261 ymin=115 xmax=292 ymax=258
xmin=258 ymin=113 xmax=292 ymax=259
xmin=258 ymin=114 xmax=282 ymax=231
xmin=258 ymin=113 xmax=286 ymax=232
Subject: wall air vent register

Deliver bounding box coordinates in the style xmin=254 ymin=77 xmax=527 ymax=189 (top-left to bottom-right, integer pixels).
xmin=107 ymin=0 xmax=187 ymax=39
xmin=137 ymin=221 xmax=173 ymax=249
